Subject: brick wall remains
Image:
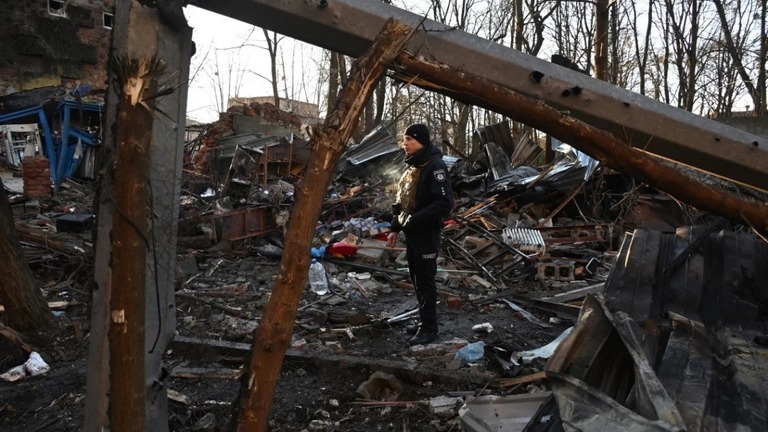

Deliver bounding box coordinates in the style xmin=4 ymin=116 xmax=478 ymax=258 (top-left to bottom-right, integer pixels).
xmin=0 ymin=0 xmax=115 ymax=95
xmin=22 ymin=156 xmax=52 ymax=197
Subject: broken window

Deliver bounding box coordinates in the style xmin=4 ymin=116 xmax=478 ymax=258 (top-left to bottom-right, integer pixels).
xmin=1 ymin=124 xmax=42 ymax=167
xmin=103 ymin=12 xmax=113 ymax=29
xmin=48 ymin=0 xmax=66 ymax=17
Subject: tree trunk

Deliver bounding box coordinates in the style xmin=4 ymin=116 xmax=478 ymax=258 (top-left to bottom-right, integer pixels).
xmin=609 ymin=1 xmax=619 ymax=84
xmin=513 ymin=0 xmax=524 ymax=51
xmin=393 ymin=52 xmax=768 ymax=236
xmin=594 ymin=0 xmax=609 ymax=81
xmin=264 ymin=29 xmax=280 ymax=108
xmin=759 ymin=0 xmax=767 ymax=113
xmin=0 ymin=177 xmax=52 ymax=332
xmin=327 ymin=50 xmax=340 ymax=111
xmin=363 ymin=92 xmax=375 ymax=135
xmin=641 ymin=0 xmax=654 ymax=95
xmin=337 ymin=53 xmax=348 ymax=88
xmin=454 ymin=101 xmax=470 ymax=152
xmin=374 ymin=78 xmax=386 ymax=126
xmin=685 ymin=0 xmax=699 ymax=112
xmin=233 ymin=19 xmax=414 ymax=432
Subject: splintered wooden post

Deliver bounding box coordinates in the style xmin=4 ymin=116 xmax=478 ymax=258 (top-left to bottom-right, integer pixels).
xmin=234 ymin=19 xmax=413 ymax=432
xmin=108 ymin=55 xmax=161 ymax=432
xmin=86 ymin=3 xmax=191 ymax=430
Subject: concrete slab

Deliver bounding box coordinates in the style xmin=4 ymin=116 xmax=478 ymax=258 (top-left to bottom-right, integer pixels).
xmin=354 ymin=238 xmax=386 ymax=262
xmin=0 ymin=166 xmax=24 ymax=193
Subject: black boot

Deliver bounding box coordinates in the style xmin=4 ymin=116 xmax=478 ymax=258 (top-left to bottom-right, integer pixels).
xmin=405 ymin=323 xmax=420 ymax=335
xmin=408 ymin=328 xmax=438 ymax=346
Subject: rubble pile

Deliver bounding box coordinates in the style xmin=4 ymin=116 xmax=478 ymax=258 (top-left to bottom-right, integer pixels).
xmin=189 ymin=101 xmax=303 ymax=176
xmin=3 ymin=112 xmax=768 ymax=432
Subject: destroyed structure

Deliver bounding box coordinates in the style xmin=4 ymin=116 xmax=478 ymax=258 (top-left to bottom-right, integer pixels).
xmin=1 ymin=1 xmax=768 ymax=432
xmin=0 ymin=0 xmax=114 ymax=96
xmin=0 ymin=0 xmax=112 ymax=190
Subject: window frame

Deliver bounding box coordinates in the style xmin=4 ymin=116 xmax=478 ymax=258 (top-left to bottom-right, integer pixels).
xmin=48 ymin=0 xmax=66 ymax=18
xmin=102 ymin=12 xmax=114 ymax=29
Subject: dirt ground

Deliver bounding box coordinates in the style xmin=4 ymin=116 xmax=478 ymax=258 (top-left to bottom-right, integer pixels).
xmin=0 ymin=232 xmax=584 ymax=431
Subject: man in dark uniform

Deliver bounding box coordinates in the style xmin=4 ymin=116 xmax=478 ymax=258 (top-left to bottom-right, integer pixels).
xmin=387 ymin=123 xmax=454 ymax=346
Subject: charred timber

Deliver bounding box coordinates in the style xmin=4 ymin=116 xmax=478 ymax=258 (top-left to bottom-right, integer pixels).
xmin=233 ymin=20 xmax=414 ymax=432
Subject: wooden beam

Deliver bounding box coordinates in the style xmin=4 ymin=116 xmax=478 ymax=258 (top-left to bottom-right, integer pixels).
xmin=173 ymin=336 xmax=497 ymax=388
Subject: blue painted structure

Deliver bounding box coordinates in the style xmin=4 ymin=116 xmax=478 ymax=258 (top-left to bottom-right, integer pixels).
xmin=55 ymin=100 xmax=104 ymax=183
xmin=0 ymin=99 xmax=103 ymax=189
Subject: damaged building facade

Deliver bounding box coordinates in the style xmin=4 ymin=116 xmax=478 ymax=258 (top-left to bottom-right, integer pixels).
xmin=0 ymin=0 xmax=114 ymax=95
xmin=0 ymin=0 xmax=112 ymax=191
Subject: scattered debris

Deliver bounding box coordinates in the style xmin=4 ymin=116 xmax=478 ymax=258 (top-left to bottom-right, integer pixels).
xmin=1 ymin=352 xmax=50 ymax=382
xmin=459 ymin=392 xmax=552 ymax=432
xmin=3 ymin=88 xmax=766 ymax=431
xmin=454 ymin=341 xmax=486 ymax=365
xmin=516 ymin=327 xmax=573 ymax=364
xmin=356 ymin=371 xmax=403 ymax=401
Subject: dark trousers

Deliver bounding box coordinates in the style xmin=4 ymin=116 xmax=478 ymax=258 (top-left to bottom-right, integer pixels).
xmin=405 ymin=230 xmax=440 ymax=332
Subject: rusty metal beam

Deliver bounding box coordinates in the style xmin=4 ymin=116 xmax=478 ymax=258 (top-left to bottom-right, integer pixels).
xmin=195 ymin=0 xmax=768 ymax=191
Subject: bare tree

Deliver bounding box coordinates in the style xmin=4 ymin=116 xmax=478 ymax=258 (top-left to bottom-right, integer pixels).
xmin=326 ymin=51 xmax=340 ymax=112
xmin=609 ymin=0 xmax=620 ymax=84
xmin=664 ymin=0 xmax=699 ymax=111
xmin=623 ymin=0 xmax=655 ymax=95
xmin=550 ymin=0 xmax=594 ymax=74
xmin=200 ymin=47 xmax=246 ymax=114
xmin=760 ymin=0 xmax=767 ymax=114
xmin=699 ymin=38 xmax=741 ymax=116
xmin=521 ymin=0 xmax=560 ymax=56
xmin=263 ymin=29 xmax=282 ymax=107
xmin=514 ymin=0 xmax=525 ymax=50
xmin=712 ymin=0 xmax=767 ymax=114
xmin=595 ymin=0 xmax=610 ymax=80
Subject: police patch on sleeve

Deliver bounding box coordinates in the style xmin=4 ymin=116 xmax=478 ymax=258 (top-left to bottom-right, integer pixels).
xmin=433 ymin=169 xmax=446 ymax=183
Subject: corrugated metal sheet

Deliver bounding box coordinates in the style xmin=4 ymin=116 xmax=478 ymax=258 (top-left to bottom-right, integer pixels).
xmin=343 ymin=124 xmax=399 ymax=165
xmin=502 ymin=227 xmax=546 ymax=254
xmin=472 ymin=121 xmax=514 ymax=156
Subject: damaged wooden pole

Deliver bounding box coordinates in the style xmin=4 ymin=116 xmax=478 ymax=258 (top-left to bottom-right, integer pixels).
xmin=394 ymin=54 xmax=768 ymax=236
xmin=85 ymin=3 xmax=191 ymax=430
xmin=108 ymin=54 xmax=160 ymax=430
xmin=233 ymin=19 xmax=413 ymax=432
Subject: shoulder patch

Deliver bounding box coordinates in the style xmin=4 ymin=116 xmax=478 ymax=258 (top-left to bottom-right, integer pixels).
xmin=433 ymin=169 xmax=446 ymax=183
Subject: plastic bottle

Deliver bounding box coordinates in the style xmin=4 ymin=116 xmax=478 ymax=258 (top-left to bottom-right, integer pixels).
xmin=308 ymin=259 xmax=329 ymax=295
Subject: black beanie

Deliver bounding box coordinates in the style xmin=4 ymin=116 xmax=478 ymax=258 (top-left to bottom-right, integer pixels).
xmin=405 ymin=123 xmax=431 ymax=146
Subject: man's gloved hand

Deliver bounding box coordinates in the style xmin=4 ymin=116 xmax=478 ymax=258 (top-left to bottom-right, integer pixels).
xmin=397 ymin=212 xmax=412 ymax=228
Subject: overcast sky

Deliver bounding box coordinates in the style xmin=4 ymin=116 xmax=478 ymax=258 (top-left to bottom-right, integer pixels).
xmin=182 ymin=2 xmax=426 ymax=124
xmin=184 ymin=6 xmax=272 ymax=123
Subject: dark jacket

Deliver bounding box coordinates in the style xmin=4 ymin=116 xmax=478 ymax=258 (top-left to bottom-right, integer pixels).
xmin=393 ymin=144 xmax=454 ymax=234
